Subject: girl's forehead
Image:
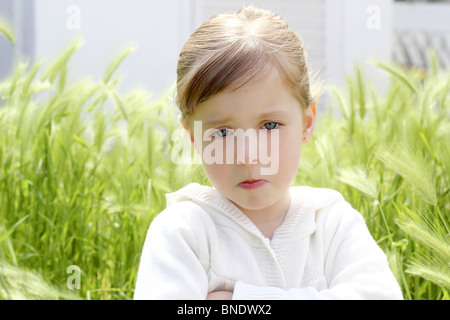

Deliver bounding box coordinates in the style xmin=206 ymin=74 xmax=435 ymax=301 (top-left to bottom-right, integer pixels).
xmin=201 ymin=69 xmax=292 ymax=107
xmin=192 ymin=72 xmax=301 ymax=125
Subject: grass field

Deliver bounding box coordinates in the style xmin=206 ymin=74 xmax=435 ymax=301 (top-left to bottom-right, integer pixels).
xmin=0 ymin=34 xmax=448 ymax=299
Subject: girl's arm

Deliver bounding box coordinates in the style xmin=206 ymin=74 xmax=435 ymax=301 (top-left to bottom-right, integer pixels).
xmin=207 ymin=291 xmax=233 ymax=300
xmin=232 ymin=206 xmax=403 ymax=300
xmin=134 ymin=205 xmax=209 ymax=300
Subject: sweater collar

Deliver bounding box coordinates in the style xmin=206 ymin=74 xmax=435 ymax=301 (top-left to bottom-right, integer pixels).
xmin=165 ymin=183 xmax=342 ymax=244
xmin=165 ymin=183 xmax=262 ymax=237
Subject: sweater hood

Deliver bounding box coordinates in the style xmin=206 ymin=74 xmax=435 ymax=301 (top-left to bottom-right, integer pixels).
xmin=165 ymin=183 xmax=344 ymax=242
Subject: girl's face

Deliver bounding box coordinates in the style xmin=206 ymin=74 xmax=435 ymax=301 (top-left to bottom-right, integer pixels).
xmin=188 ymin=68 xmax=315 ymax=220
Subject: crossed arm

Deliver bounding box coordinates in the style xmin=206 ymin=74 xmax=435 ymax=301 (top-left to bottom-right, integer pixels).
xmin=134 ymin=207 xmax=402 ymax=300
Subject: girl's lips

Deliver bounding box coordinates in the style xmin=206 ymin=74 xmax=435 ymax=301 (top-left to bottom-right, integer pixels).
xmin=238 ymin=179 xmax=266 ymax=190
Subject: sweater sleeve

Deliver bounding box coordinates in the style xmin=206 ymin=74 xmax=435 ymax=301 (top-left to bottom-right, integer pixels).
xmin=134 ymin=203 xmax=209 ymax=300
xmin=233 ymin=203 xmax=403 ymax=300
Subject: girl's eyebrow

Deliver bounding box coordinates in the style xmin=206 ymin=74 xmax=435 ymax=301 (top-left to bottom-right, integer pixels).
xmin=257 ymin=110 xmax=290 ymax=120
xmin=203 ymin=117 xmax=233 ymax=129
xmin=203 ymin=110 xmax=290 ymax=128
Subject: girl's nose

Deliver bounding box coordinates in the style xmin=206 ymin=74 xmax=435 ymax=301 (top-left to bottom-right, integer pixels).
xmin=234 ymin=129 xmax=258 ymax=166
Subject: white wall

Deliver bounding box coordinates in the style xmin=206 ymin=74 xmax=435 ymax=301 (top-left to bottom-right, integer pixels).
xmin=324 ymin=0 xmax=393 ymax=93
xmin=0 ymin=0 xmax=34 ymax=80
xmin=394 ymin=1 xmax=450 ymax=31
xmin=31 ymin=0 xmax=195 ymax=94
xmin=0 ymin=0 xmax=14 ymax=80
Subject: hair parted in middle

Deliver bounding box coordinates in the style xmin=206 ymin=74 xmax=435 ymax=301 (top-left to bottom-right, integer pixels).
xmin=175 ymin=5 xmax=315 ymax=124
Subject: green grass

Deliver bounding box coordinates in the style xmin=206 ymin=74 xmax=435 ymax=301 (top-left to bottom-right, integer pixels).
xmin=0 ymin=36 xmax=207 ymax=299
xmin=0 ymin=31 xmax=448 ymax=299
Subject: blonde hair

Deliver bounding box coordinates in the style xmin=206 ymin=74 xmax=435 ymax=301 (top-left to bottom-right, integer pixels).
xmin=176 ymin=5 xmax=314 ymax=124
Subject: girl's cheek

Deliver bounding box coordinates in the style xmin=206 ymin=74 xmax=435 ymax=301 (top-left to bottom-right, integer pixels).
xmin=279 ymin=131 xmax=303 ymax=166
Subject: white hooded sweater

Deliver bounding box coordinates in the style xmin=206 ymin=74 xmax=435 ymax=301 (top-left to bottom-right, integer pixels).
xmin=134 ymin=183 xmax=403 ymax=300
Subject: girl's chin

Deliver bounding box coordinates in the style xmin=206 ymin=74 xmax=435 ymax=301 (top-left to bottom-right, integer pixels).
xmin=229 ymin=195 xmax=274 ymax=213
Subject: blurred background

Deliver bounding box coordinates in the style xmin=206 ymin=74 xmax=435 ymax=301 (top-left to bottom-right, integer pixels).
xmin=1 ymin=0 xmax=450 ymax=106
xmin=1 ymin=0 xmax=449 ymax=300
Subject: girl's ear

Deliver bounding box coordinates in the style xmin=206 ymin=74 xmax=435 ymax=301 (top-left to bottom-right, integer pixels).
xmin=178 ymin=114 xmax=194 ymax=143
xmin=302 ymin=102 xmax=316 ymax=145
xmin=311 ymin=101 xmax=317 ymax=119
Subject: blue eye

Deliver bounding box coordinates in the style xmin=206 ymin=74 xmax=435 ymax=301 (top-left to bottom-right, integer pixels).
xmin=212 ymin=128 xmax=231 ymax=138
xmin=263 ymin=122 xmax=279 ymax=130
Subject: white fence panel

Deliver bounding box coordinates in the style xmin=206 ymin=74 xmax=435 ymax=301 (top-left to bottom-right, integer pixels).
xmin=393 ymin=2 xmax=450 ymax=69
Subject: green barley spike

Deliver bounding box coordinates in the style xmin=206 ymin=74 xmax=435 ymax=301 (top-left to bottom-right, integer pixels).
xmin=0 ymin=17 xmax=15 ymax=44
xmin=374 ymin=61 xmax=417 ymax=94
xmin=103 ymin=45 xmax=137 ymax=84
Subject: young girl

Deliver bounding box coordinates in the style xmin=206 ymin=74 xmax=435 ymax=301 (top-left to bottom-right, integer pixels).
xmin=134 ymin=5 xmax=403 ymax=300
